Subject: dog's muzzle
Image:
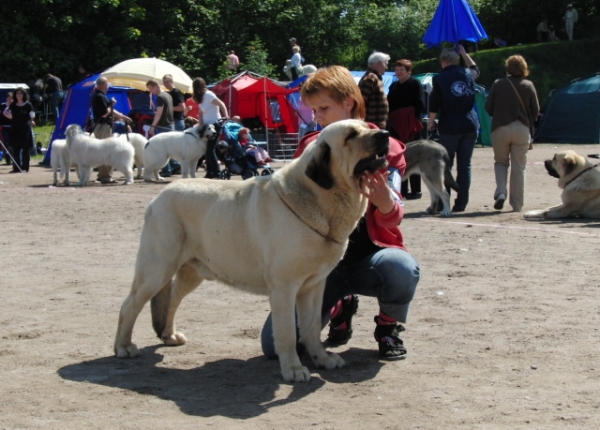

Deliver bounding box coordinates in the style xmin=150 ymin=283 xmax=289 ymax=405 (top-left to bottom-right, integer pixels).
xmin=545 ymin=159 xmax=560 ymax=178
xmin=353 ymin=130 xmax=390 ymax=176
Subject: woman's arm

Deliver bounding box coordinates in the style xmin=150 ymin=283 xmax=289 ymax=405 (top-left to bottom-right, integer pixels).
xmin=212 ymin=98 xmax=228 ymax=119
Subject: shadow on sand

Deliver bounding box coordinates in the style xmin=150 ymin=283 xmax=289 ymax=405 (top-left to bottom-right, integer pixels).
xmin=58 ymin=345 xmax=383 ymax=418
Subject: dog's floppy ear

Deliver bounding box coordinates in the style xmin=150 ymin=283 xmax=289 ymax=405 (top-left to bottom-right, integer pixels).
xmin=562 ymin=153 xmax=578 ymax=177
xmin=305 ymin=142 xmax=334 ymax=189
xmin=198 ymin=124 xmax=208 ymax=137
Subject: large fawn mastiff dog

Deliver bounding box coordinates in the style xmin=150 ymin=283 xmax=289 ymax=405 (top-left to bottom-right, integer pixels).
xmin=524 ymin=150 xmax=600 ymax=219
xmin=114 ymin=120 xmax=390 ymax=382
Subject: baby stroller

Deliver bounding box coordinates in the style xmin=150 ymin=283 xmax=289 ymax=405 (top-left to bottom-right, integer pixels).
xmin=216 ymin=119 xmax=274 ymax=180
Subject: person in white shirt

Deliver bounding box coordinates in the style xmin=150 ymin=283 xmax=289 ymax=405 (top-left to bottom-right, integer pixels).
xmin=290 ymin=46 xmax=302 ymax=80
xmin=192 ymin=77 xmax=228 ymax=178
xmin=563 ymin=4 xmax=578 ymax=41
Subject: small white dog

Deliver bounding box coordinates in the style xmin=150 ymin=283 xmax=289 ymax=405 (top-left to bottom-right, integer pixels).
xmin=143 ymin=124 xmax=216 ymax=182
xmin=50 ymin=139 xmax=72 ymax=186
xmin=115 ymin=133 xmax=148 ymax=179
xmin=65 ymin=124 xmax=134 ymax=186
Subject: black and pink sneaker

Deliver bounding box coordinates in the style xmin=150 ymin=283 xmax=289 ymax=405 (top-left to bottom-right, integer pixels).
xmin=324 ymin=295 xmax=359 ymax=346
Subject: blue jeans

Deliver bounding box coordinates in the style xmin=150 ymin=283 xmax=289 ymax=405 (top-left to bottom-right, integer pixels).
xmin=439 ymin=131 xmax=477 ymax=210
xmin=174 ymin=118 xmax=185 ymax=131
xmin=260 ymin=247 xmax=420 ymax=359
xmin=51 ymin=91 xmax=64 ymax=120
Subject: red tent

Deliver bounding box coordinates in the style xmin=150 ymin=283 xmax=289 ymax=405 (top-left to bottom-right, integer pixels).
xmin=212 ymin=71 xmax=298 ymax=133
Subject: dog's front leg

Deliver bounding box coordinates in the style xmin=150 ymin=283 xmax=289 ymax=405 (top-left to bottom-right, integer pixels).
xmin=297 ymin=283 xmax=345 ymax=371
xmin=269 ymin=288 xmax=311 ymax=382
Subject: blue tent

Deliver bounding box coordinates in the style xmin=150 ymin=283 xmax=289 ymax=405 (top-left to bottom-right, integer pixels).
xmin=423 ymin=0 xmax=488 ymax=48
xmin=350 ymin=71 xmax=398 ymax=95
xmin=534 ymin=74 xmax=600 ymax=144
xmin=42 ymin=74 xmax=138 ymax=165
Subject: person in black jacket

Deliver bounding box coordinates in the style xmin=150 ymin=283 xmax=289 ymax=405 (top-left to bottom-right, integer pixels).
xmin=428 ymin=45 xmax=480 ymax=212
xmin=387 ymin=59 xmax=424 ymax=199
xmin=2 ymin=88 xmax=35 ymax=172
xmin=0 ymin=92 xmax=13 ymax=165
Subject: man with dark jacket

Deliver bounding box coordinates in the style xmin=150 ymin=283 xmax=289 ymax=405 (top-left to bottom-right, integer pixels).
xmin=428 ymin=45 xmax=480 ymax=212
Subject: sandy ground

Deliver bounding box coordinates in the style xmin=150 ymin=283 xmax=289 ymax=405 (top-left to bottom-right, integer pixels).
xmin=1 ymin=143 xmax=600 ymax=429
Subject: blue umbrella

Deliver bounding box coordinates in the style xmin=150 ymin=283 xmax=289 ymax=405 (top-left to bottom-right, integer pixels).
xmin=423 ymin=0 xmax=488 ymax=48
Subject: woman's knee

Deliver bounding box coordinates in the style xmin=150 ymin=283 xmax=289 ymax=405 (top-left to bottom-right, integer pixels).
xmin=372 ymin=249 xmax=420 ymax=302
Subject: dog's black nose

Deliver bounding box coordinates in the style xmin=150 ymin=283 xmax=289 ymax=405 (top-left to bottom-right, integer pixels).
xmin=375 ymin=129 xmax=389 ymax=142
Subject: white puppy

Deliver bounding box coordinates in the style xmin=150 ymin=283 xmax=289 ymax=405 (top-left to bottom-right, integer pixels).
xmin=143 ymin=124 xmax=216 ymax=182
xmin=115 ymin=133 xmax=148 ymax=179
xmin=50 ymin=139 xmax=71 ymax=186
xmin=65 ymin=124 xmax=134 ymax=186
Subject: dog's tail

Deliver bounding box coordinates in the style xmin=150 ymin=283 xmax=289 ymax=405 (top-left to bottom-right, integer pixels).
xmin=150 ymin=281 xmax=173 ymax=338
xmin=443 ymin=153 xmax=460 ymax=192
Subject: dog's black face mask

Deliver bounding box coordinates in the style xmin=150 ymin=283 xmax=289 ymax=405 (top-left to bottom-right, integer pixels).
xmin=352 ymin=130 xmax=390 ymax=176
xmin=545 ymin=159 xmax=560 ymax=179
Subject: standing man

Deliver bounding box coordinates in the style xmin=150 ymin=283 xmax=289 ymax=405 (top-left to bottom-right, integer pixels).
xmin=428 ymin=45 xmax=480 ymax=213
xmin=92 ymin=76 xmax=132 ymax=183
xmin=146 ymin=79 xmax=174 ymax=176
xmin=162 ymin=74 xmax=186 ymax=175
xmin=563 ymin=4 xmax=578 ymax=41
xmin=226 ymin=50 xmax=239 ymax=71
xmin=358 ymin=51 xmax=390 ymax=129
xmin=162 ymin=74 xmax=187 ymax=131
xmin=146 ymin=79 xmax=174 ymax=137
xmin=44 ymin=74 xmax=64 ymax=121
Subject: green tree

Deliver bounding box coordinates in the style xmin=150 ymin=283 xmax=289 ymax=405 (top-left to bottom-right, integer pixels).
xmin=241 ymin=38 xmax=275 ymax=76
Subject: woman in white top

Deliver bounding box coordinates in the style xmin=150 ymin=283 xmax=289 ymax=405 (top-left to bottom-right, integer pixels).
xmin=192 ymin=77 xmax=228 ymax=178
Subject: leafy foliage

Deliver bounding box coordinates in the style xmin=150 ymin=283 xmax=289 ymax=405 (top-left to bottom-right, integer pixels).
xmin=0 ymin=0 xmax=597 ymax=90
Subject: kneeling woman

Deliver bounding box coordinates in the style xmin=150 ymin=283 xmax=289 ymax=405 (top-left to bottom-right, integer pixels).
xmin=261 ymin=66 xmax=420 ymax=360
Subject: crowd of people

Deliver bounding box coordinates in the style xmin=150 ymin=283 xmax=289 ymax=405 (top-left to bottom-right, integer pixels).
xmin=0 ymin=34 xmax=546 ymax=365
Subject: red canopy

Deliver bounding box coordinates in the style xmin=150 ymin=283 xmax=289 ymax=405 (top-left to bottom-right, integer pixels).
xmin=212 ymin=72 xmax=298 ymax=133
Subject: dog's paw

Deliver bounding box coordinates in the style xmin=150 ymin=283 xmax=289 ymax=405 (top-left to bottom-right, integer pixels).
xmin=115 ymin=343 xmax=140 ymax=358
xmin=281 ymin=365 xmax=311 ymax=382
xmin=162 ymin=332 xmax=187 ymax=346
xmin=440 ymin=209 xmax=452 ymax=217
xmin=315 ymin=351 xmax=345 ymax=370
xmin=143 ymin=178 xmax=153 ymax=183
xmin=425 ymin=206 xmax=438 ymax=215
xmin=124 ymin=181 xmax=134 ymax=185
xmin=524 ymin=210 xmax=545 ymax=219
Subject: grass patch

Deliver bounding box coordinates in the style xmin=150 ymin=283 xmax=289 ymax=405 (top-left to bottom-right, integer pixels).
xmin=33 ymin=123 xmax=55 ymax=148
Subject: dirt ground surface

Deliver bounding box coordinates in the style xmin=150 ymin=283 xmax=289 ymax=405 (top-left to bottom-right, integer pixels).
xmin=2 ymin=143 xmax=600 ymax=429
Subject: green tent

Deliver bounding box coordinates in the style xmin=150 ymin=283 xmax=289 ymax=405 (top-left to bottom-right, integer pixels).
xmin=534 ymin=73 xmax=600 ymax=144
xmin=414 ymin=73 xmax=491 ymax=147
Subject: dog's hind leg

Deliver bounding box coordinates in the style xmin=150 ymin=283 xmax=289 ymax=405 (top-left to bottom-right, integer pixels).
xmin=270 ymin=286 xmax=311 ymax=382
xmin=77 ymin=165 xmax=90 ymax=186
xmin=114 ymin=260 xmax=180 ymax=358
xmin=151 ymin=262 xmax=203 ymax=346
xmin=297 ymin=283 xmax=344 ymax=372
xmin=423 ymin=167 xmax=452 ymax=217
xmin=422 ymin=175 xmax=440 ymax=215
xmin=119 ymin=164 xmax=134 ymax=185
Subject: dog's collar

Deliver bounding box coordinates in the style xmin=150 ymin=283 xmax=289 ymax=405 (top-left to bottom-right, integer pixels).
xmin=274 ymin=185 xmax=343 ymax=245
xmin=564 ymin=163 xmax=600 ymax=187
